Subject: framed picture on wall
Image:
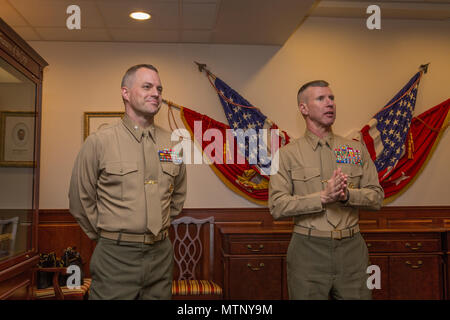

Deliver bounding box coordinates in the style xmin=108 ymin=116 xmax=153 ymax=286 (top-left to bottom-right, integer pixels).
xmin=84 ymin=111 xmax=124 ymax=140
xmin=0 ymin=111 xmax=35 ymax=167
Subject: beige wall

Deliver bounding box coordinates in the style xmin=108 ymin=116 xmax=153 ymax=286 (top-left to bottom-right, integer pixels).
xmin=29 ymin=17 xmax=450 ymax=209
xmin=0 ymin=71 xmax=36 ymax=209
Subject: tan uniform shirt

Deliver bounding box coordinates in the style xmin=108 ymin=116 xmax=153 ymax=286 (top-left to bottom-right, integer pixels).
xmin=269 ymin=129 xmax=383 ymax=231
xmin=69 ymin=114 xmax=187 ymax=240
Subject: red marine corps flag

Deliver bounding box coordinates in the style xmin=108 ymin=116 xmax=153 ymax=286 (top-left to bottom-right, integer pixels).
xmin=379 ymin=99 xmax=449 ymax=202
xmin=354 ymin=65 xmax=450 ymax=202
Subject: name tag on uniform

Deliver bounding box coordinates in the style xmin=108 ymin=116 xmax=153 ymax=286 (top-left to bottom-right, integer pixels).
xmin=334 ymin=145 xmax=362 ymax=165
xmin=159 ymin=148 xmax=183 ymax=164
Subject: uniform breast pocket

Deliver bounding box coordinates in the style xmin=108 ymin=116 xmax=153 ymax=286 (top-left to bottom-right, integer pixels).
xmin=160 ymin=162 xmax=180 ymax=189
xmin=291 ymin=167 xmax=321 ymax=195
xmin=341 ymin=165 xmax=363 ymax=189
xmin=103 ymin=161 xmax=139 ymax=201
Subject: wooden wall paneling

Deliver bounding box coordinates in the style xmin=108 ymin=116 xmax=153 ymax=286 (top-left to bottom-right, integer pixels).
xmin=38 ymin=223 xmax=94 ymax=277
xmin=387 ymin=219 xmax=435 ymax=229
xmin=38 ymin=224 xmax=82 ymax=254
xmin=358 ymin=219 xmax=378 ymax=229
xmin=38 ymin=210 xmax=95 ymax=277
xmin=444 ymin=220 xmax=450 ymax=228
xmin=40 ymin=206 xmax=450 ymax=230
xmin=360 ymin=206 xmax=450 ymax=229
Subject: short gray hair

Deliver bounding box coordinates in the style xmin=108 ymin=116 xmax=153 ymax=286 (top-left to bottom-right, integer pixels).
xmin=297 ymin=80 xmax=329 ymax=105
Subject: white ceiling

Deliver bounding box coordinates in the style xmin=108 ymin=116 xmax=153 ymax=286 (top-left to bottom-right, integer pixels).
xmin=0 ymin=0 xmax=449 ymax=45
xmin=312 ymin=0 xmax=450 ymax=21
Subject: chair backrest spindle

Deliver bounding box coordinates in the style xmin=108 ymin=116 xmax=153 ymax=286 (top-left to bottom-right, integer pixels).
xmin=171 ymin=216 xmax=215 ymax=281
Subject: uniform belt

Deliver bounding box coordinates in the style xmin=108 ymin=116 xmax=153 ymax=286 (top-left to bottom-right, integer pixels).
xmin=293 ymin=224 xmax=360 ymax=240
xmin=100 ymin=229 xmax=168 ymax=244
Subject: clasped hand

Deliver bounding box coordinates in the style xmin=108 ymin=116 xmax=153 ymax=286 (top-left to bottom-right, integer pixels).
xmin=320 ymin=168 xmax=348 ymax=204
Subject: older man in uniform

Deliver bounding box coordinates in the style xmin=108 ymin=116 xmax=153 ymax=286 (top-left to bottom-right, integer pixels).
xmin=269 ymin=80 xmax=383 ymax=300
xmin=69 ymin=64 xmax=187 ymax=299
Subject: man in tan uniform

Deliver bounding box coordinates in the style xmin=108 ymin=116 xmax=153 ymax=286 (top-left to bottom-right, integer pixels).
xmin=69 ymin=64 xmax=187 ymax=299
xmin=269 ymin=80 xmax=383 ymax=300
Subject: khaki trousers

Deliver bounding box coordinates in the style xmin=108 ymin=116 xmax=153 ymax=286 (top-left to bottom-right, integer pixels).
xmin=89 ymin=237 xmax=173 ymax=300
xmin=287 ymin=232 xmax=372 ymax=300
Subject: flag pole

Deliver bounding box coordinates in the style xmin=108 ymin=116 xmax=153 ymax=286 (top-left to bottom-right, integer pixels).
xmin=162 ymin=99 xmax=182 ymax=110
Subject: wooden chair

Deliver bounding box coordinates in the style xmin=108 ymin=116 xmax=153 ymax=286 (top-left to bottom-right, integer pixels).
xmin=33 ymin=267 xmax=91 ymax=300
xmin=33 ymin=259 xmax=91 ymax=300
xmin=171 ymin=216 xmax=223 ymax=299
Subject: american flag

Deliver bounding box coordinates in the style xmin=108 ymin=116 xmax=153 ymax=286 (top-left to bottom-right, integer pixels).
xmin=214 ymin=77 xmax=288 ymax=175
xmin=361 ymin=72 xmax=422 ymax=181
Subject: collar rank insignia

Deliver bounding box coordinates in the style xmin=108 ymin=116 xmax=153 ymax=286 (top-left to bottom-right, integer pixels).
xmin=334 ymin=145 xmax=362 ymax=165
xmin=159 ymin=148 xmax=183 ymax=164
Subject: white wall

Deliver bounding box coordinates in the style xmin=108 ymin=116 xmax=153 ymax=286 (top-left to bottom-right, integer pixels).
xmin=29 ymin=17 xmax=450 ymax=209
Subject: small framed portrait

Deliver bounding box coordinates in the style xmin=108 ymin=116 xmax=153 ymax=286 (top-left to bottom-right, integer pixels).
xmin=0 ymin=111 xmax=36 ymax=167
xmin=83 ymin=111 xmax=124 ymax=140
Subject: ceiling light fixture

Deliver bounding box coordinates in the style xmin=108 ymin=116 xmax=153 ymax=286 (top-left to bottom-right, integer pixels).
xmin=130 ymin=11 xmax=151 ymax=21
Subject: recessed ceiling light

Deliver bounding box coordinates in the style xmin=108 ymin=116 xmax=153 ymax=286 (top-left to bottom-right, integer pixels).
xmin=130 ymin=11 xmax=151 ymax=21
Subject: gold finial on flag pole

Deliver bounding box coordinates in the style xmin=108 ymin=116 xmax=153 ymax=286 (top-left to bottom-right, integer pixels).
xmin=419 ymin=63 xmax=430 ymax=74
xmin=194 ymin=61 xmax=216 ymax=79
